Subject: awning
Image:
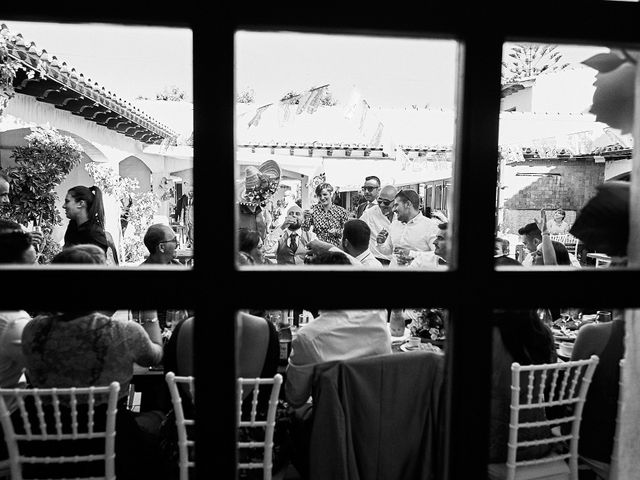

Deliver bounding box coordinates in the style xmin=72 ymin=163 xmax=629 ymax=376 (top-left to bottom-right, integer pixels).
xmin=322 ymin=158 xmax=452 ymax=192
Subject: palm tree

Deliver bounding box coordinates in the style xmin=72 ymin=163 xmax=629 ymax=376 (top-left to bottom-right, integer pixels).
xmin=502 ymin=44 xmax=570 ymax=84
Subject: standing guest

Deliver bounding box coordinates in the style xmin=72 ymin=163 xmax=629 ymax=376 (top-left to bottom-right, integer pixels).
xmin=22 ymin=246 xmax=166 ymax=480
xmin=238 ymin=228 xmax=269 ymax=265
xmin=62 ymin=185 xmax=108 ymax=254
xmin=410 ymin=221 xmax=450 ymax=269
xmin=238 ymin=160 xmax=281 ymax=241
xmin=302 ymin=182 xmax=349 ymax=247
xmin=184 ymin=187 xmax=194 ymax=248
xmin=360 ymin=184 xmax=397 ymax=265
xmin=376 ymin=189 xmax=440 ymax=267
xmin=264 ymin=205 xmax=317 ymax=265
xmin=356 ymin=175 xmax=381 ymax=218
xmin=495 ymin=236 xmax=510 ymax=256
xmin=272 ymin=190 xmax=297 ymax=229
xmin=142 ymin=224 xmax=181 ymax=265
xmin=548 ymin=208 xmax=570 ymax=235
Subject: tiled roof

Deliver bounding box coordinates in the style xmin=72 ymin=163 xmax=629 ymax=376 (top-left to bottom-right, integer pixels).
xmin=1 ymin=24 xmax=178 ymax=145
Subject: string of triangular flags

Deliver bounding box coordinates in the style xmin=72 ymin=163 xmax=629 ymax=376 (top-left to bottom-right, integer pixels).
xmin=245 ymin=84 xmax=330 ymax=128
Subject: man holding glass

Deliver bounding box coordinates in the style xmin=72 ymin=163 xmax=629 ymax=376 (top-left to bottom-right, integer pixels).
xmin=356 ymin=175 xmax=381 ymax=218
xmin=360 ymin=184 xmax=397 ymax=266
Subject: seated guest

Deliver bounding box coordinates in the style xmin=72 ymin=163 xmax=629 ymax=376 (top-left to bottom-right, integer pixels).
xmin=239 ymin=228 xmax=269 ymax=265
xmin=548 ymin=208 xmax=570 ymax=235
xmin=495 ymin=236 xmax=510 ymax=256
xmin=409 ymin=221 xmax=450 ymax=269
xmin=519 ymin=218 xmax=574 ymax=267
xmin=566 ymin=181 xmax=630 ymax=479
xmin=0 ymin=223 xmax=35 ymax=461
xmin=142 ymin=224 xmax=181 ymax=265
xmin=490 ymin=309 xmax=556 ymax=463
xmin=264 ymin=205 xmax=317 ymax=264
xmin=22 ymin=246 xmax=165 ymax=480
xmin=305 ymin=220 xmax=382 ymax=267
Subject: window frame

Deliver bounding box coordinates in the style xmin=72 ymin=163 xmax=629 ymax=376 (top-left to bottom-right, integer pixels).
xmin=2 ymin=4 xmax=640 ymax=479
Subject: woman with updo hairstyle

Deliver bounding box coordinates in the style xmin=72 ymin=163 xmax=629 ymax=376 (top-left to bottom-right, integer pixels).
xmin=63 ymin=185 xmax=108 ymax=253
xmin=548 ymin=208 xmax=570 ymax=235
xmin=302 ymin=182 xmax=349 ymax=246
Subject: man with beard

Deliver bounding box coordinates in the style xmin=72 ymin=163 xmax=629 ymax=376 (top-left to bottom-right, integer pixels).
xmin=264 ymin=205 xmax=317 ymax=264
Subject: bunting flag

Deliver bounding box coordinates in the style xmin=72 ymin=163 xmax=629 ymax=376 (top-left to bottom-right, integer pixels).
xmin=306 ymin=85 xmax=327 ymax=114
xmin=343 ymin=88 xmax=362 ymax=119
xmin=369 ymin=122 xmax=384 ymax=147
xmin=358 ymin=99 xmax=370 ymax=133
xmin=296 ymin=90 xmax=314 ymax=115
xmin=396 ymin=147 xmax=411 ymax=170
xmin=278 ymin=96 xmax=300 ymax=126
xmin=247 ymin=103 xmax=272 ymax=128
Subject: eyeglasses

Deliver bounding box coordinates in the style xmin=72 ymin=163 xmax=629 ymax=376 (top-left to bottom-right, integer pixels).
xmin=160 ymin=238 xmax=178 ymax=245
xmin=377 ymin=199 xmax=393 ymax=206
xmin=361 ymin=186 xmax=378 ymax=192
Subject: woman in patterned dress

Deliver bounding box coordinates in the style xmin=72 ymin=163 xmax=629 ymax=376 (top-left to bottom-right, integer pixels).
xmin=303 ymin=182 xmax=349 ymax=247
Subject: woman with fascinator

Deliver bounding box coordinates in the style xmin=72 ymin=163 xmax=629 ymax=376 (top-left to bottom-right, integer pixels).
xmin=238 ymin=160 xmax=281 ymax=241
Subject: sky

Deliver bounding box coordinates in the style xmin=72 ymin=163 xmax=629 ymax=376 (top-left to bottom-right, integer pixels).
xmin=0 ymin=20 xmax=193 ymax=104
xmin=235 ymin=31 xmax=610 ymax=110
xmin=0 ymin=21 xmax=608 ymax=112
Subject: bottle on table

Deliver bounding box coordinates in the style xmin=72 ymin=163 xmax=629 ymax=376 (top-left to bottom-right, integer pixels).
xmin=278 ymin=314 xmax=292 ymax=366
xmin=390 ymin=309 xmax=406 ymax=337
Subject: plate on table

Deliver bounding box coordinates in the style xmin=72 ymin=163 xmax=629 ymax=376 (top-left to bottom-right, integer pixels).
xmin=400 ymin=342 xmax=443 ymax=354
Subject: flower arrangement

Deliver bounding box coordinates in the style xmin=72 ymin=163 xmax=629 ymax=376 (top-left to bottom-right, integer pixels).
xmin=242 ymin=177 xmax=279 ymax=207
xmin=409 ymin=308 xmax=447 ymax=341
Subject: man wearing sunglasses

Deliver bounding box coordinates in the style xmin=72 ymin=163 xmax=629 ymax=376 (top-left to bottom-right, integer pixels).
xmin=141 ymin=224 xmax=180 ymax=265
xmin=356 ymin=176 xmax=381 ymax=219
xmin=359 ymin=185 xmax=397 ymax=266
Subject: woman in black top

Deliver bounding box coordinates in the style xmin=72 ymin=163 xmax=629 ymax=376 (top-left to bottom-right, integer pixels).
xmin=63 ymin=185 xmax=108 ymax=253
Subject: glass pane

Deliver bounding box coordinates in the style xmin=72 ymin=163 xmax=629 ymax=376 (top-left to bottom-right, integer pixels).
xmin=236 ymin=307 xmax=449 ymax=478
xmin=488 ymin=307 xmax=624 ymax=476
xmin=496 ymin=42 xmax=636 ymax=269
xmin=0 ymin=20 xmax=193 ymax=267
xmin=235 ymin=31 xmax=457 ymax=270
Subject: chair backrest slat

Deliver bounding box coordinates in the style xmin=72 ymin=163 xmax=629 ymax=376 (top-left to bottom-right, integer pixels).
xmin=236 ymin=374 xmax=283 ymax=480
xmin=506 ymin=356 xmax=599 ymax=480
xmin=0 ymin=382 xmax=121 ymax=480
xmin=165 ymin=372 xmax=196 ymax=480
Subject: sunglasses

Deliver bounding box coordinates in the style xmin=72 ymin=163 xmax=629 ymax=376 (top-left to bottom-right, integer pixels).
xmin=377 ymin=199 xmax=393 ymax=206
xmin=361 ymin=186 xmax=378 ymax=192
xmin=160 ymin=238 xmax=178 ymax=245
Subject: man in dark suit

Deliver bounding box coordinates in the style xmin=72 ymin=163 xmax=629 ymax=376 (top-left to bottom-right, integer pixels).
xmin=356 ymin=175 xmax=381 ymax=218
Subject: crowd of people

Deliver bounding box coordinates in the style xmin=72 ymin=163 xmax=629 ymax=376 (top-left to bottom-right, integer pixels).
xmin=0 ymin=171 xmax=193 ymax=478
xmin=235 ymin=160 xmax=628 ymax=479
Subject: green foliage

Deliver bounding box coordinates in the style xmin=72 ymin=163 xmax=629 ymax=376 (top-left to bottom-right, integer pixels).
xmin=237 ymin=87 xmax=255 ymax=104
xmin=85 ymin=162 xmax=159 ymax=264
xmin=502 ymin=44 xmax=570 ymax=84
xmin=2 ymin=126 xmax=83 ymax=263
xmin=156 ymin=85 xmax=186 ymax=101
xmin=120 ymin=191 xmax=160 ymax=263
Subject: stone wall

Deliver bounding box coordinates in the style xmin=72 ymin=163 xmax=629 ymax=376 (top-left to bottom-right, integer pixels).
xmin=501 ymin=160 xmax=604 ymax=233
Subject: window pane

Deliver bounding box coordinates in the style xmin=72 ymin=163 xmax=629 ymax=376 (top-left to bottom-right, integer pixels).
xmin=496 ymin=42 xmax=636 ymax=270
xmin=0 ymin=20 xmax=193 ymax=267
xmin=236 ymin=307 xmax=449 ymax=478
xmin=235 ymin=31 xmax=457 ymax=270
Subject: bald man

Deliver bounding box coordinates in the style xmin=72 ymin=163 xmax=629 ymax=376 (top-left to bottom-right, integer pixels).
xmin=263 ymin=205 xmax=317 ymax=264
xmin=142 ymin=223 xmax=181 ymax=265
xmin=359 ymin=184 xmax=398 ymax=265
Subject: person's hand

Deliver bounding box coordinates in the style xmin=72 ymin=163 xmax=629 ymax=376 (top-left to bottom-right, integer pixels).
xmin=306 ymin=239 xmax=333 ymax=255
xmin=29 ymin=229 xmax=44 ymax=247
xmin=377 ymin=229 xmax=389 ymax=244
xmin=534 ymin=208 xmax=549 ymax=235
xmin=394 ymin=247 xmax=414 ymax=266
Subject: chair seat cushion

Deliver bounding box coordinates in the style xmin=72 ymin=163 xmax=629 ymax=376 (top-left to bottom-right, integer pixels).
xmin=488 ymin=458 xmax=570 ymax=480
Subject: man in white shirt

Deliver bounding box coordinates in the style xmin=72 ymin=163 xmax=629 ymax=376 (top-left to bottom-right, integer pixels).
xmin=264 ymin=205 xmax=317 ymax=264
xmin=356 ymin=175 xmax=381 ymax=218
xmin=360 ymin=184 xmax=397 ymax=265
xmin=285 ymin=309 xmax=391 ymax=407
xmin=306 ymin=219 xmax=382 ymax=267
xmin=410 ymin=221 xmax=450 ymax=269
xmin=376 ymin=189 xmax=440 ymax=267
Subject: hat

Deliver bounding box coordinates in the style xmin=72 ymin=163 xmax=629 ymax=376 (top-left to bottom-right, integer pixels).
xmin=238 ymin=160 xmax=281 ymax=207
xmin=570 ymin=181 xmax=629 ymax=257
